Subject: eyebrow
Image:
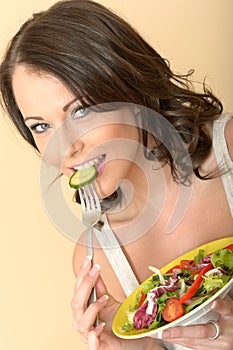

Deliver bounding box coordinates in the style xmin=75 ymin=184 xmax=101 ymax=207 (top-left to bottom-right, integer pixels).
xmin=24 ymin=116 xmax=43 ymax=122
xmin=63 ymin=98 xmax=78 ymax=112
xmin=24 ymin=98 xmax=78 ymax=122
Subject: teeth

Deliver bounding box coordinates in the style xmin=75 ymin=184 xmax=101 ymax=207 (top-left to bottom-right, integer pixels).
xmin=74 ymin=166 xmax=83 ymax=170
xmin=74 ymin=156 xmax=105 ymax=171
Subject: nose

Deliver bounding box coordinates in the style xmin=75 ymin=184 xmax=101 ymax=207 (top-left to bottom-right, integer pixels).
xmin=65 ymin=136 xmax=85 ymax=159
xmin=43 ymin=122 xmax=84 ymax=170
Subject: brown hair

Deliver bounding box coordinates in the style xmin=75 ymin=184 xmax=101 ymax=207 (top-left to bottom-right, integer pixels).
xmin=0 ymin=0 xmax=223 ymax=181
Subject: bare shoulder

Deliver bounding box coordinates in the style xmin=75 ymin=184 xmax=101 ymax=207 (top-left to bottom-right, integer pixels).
xmin=72 ymin=242 xmax=87 ymax=277
xmin=225 ymin=116 xmax=233 ymax=161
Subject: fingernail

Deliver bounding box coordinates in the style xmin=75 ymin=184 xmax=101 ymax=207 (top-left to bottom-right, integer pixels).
xmin=96 ymin=322 xmax=106 ymax=329
xmin=82 ymin=255 xmax=92 ymax=268
xmin=210 ymin=300 xmax=217 ymax=309
xmin=157 ymin=330 xmax=171 ymax=339
xmin=89 ymin=264 xmax=100 ymax=277
xmin=155 ymin=331 xmax=162 ymax=339
xmin=98 ymin=295 xmax=109 ymax=303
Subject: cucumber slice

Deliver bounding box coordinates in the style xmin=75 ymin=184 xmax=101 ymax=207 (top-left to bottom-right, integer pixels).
xmin=69 ymin=165 xmax=97 ymax=189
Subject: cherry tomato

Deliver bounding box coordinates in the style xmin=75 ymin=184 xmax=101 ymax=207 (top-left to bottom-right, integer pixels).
xmin=162 ymin=298 xmax=184 ymax=322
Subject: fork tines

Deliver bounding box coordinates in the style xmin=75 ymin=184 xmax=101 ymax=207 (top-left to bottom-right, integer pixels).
xmin=79 ymin=183 xmax=101 ymax=211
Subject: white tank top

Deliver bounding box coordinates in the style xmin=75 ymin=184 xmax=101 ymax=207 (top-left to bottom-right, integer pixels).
xmin=213 ymin=113 xmax=233 ymax=216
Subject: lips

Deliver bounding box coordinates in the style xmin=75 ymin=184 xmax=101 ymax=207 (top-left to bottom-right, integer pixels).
xmin=70 ymin=154 xmax=106 ymax=174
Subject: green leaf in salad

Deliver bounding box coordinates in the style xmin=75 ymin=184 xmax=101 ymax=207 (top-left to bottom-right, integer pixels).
xmin=202 ymin=275 xmax=225 ymax=292
xmin=211 ymin=249 xmax=233 ymax=273
xmin=194 ymin=249 xmax=205 ymax=264
xmin=184 ymin=295 xmax=211 ymax=313
xmin=148 ymin=306 xmax=164 ymax=330
xmin=148 ymin=319 xmax=161 ymax=330
xmin=121 ymin=322 xmax=134 ymax=332
xmin=125 ymin=310 xmax=136 ymax=324
xmin=142 ymin=281 xmax=155 ymax=294
xmin=148 ymin=292 xmax=171 ymax=330
xmin=151 ymin=275 xmax=161 ymax=286
xmin=131 ymin=292 xmax=143 ymax=310
xmin=148 ymin=296 xmax=169 ymax=330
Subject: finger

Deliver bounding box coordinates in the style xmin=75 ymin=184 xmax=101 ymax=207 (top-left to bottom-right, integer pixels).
xmin=74 ymin=255 xmax=92 ymax=292
xmin=154 ymin=322 xmax=220 ymax=340
xmin=167 ymin=338 xmax=225 ymax=350
xmin=72 ymin=264 xmax=100 ymax=309
xmin=88 ymin=323 xmax=105 ymax=350
xmin=76 ymin=294 xmax=109 ymax=333
xmin=210 ymin=296 xmax=233 ymax=319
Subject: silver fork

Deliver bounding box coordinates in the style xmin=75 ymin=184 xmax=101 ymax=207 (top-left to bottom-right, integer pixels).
xmin=78 ymin=183 xmax=101 ymax=326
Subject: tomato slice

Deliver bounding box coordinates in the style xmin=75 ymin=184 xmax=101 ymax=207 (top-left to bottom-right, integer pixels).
xmin=162 ymin=298 xmax=184 ymax=322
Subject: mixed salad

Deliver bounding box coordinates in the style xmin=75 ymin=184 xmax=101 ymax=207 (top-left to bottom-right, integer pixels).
xmin=122 ymin=245 xmax=233 ymax=332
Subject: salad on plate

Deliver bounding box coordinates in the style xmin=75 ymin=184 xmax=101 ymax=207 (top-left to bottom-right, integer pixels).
xmin=120 ymin=244 xmax=233 ymax=333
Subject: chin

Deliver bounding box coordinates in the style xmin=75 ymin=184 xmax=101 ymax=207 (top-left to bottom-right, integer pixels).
xmin=95 ymin=177 xmax=118 ymax=199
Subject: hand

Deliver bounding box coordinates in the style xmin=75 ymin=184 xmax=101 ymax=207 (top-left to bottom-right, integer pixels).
xmin=151 ymin=295 xmax=233 ymax=349
xmin=71 ymin=257 xmax=163 ymax=350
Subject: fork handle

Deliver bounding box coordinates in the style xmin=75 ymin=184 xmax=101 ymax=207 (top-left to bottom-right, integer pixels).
xmin=87 ymin=284 xmax=97 ymax=303
xmin=88 ymin=290 xmax=98 ymax=327
xmin=87 ymin=261 xmax=98 ymax=327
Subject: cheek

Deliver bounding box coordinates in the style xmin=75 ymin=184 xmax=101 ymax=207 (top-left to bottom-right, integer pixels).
xmin=34 ymin=131 xmax=62 ymax=169
xmin=33 ymin=136 xmax=50 ymax=156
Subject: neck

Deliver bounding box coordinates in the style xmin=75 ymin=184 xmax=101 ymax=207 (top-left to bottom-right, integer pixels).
xmin=107 ymin=158 xmax=172 ymax=227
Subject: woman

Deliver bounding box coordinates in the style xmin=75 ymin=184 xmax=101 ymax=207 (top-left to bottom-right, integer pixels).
xmin=0 ymin=0 xmax=232 ymax=349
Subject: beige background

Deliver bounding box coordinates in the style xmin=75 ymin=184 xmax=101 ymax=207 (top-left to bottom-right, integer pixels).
xmin=1 ymin=1 xmax=232 ymax=349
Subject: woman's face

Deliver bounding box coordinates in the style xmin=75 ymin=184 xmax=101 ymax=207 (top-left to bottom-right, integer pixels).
xmin=12 ymin=65 xmax=140 ymax=199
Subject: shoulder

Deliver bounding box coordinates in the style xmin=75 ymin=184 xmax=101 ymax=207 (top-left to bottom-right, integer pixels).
xmin=225 ymin=116 xmax=233 ymax=161
xmin=199 ymin=114 xmax=233 ymax=175
xmin=72 ymin=242 xmax=87 ymax=277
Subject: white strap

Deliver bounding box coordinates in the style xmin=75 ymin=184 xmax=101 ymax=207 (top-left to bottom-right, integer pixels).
xmin=213 ymin=114 xmax=233 ymax=217
xmin=94 ymin=214 xmax=139 ymax=297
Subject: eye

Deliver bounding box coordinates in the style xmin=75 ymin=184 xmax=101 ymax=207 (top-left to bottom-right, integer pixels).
xmin=29 ymin=122 xmax=52 ymax=134
xmin=72 ymin=106 xmax=90 ymax=120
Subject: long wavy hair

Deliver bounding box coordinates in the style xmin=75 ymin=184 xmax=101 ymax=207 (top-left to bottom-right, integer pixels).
xmin=0 ymin=0 xmax=222 ymax=185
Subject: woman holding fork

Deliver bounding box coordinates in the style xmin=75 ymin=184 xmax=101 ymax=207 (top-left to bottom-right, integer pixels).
xmin=1 ymin=0 xmax=233 ymax=349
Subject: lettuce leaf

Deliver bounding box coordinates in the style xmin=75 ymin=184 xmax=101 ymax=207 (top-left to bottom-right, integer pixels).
xmin=194 ymin=249 xmax=205 ymax=263
xmin=203 ymin=275 xmax=224 ymax=292
xmin=211 ymin=249 xmax=233 ymax=273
